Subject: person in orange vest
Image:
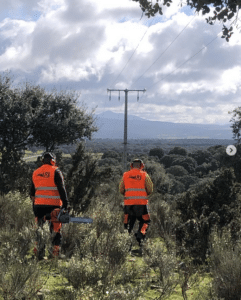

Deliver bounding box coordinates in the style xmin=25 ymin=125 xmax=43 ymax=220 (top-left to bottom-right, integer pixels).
xmin=119 ymin=159 xmax=153 ymax=247
xmin=30 ymin=152 xmax=68 ymax=259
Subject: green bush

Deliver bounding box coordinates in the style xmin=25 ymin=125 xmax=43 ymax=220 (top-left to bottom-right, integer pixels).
xmin=144 ymin=160 xmax=171 ymax=195
xmin=0 ymin=258 xmax=42 ymax=300
xmin=176 ymin=168 xmax=240 ymax=263
xmin=142 ymin=239 xmax=178 ymax=299
xmin=149 ymin=200 xmax=176 ymax=246
xmin=0 ymin=193 xmax=33 ymax=231
xmin=0 ymin=223 xmax=43 ymax=299
xmin=62 ymin=253 xmax=146 ymax=299
xmin=210 ymin=228 xmax=241 ymax=299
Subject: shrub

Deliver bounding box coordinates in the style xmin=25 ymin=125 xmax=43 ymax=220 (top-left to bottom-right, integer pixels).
xmin=0 ymin=193 xmax=33 ymax=231
xmin=61 ymin=227 xmax=143 ymax=298
xmin=0 ymin=224 xmax=43 ymax=299
xmin=210 ymin=228 xmax=241 ymax=299
xmin=144 ymin=160 xmax=171 ymax=195
xmin=0 ymin=226 xmax=36 ymax=261
xmin=176 ymin=168 xmax=240 ymax=263
xmin=0 ymin=258 xmax=42 ymax=300
xmin=142 ymin=239 xmax=178 ymax=299
xmin=149 ymin=201 xmax=176 ymax=246
xmin=62 ymin=254 xmax=145 ymax=299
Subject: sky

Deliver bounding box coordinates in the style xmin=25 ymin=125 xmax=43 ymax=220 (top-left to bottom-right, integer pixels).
xmin=1 ymin=0 xmax=241 ymax=125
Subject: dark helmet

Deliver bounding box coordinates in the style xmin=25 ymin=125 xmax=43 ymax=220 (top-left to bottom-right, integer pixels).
xmin=130 ymin=158 xmax=145 ymax=170
xmin=42 ymin=152 xmax=56 ymax=166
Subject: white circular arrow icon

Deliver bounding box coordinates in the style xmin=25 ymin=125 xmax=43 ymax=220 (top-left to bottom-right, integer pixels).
xmin=226 ymin=145 xmax=237 ymax=156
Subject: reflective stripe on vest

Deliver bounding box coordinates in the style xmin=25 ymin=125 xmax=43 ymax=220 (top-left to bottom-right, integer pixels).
xmin=123 ymin=169 xmax=148 ymax=205
xmin=36 ymin=187 xmax=58 ymax=191
xmin=35 ymin=195 xmax=61 ymax=199
xmin=125 ymin=188 xmax=146 ymax=192
xmin=124 ymin=196 xmax=147 ymax=199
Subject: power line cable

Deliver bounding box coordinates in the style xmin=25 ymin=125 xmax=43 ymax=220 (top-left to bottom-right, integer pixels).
xmin=131 ymin=14 xmax=197 ymax=88
xmin=109 ymin=17 xmax=156 ymax=89
xmin=139 ymin=31 xmax=220 ymax=100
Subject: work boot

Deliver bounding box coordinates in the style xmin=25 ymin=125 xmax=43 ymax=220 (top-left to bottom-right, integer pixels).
xmin=135 ymin=232 xmax=144 ymax=246
xmin=33 ymin=240 xmax=46 ymax=260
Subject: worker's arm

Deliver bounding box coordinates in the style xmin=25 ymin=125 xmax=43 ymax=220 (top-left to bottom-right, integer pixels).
xmin=145 ymin=173 xmax=153 ymax=195
xmin=54 ymin=169 xmax=68 ymax=209
xmin=119 ymin=178 xmax=125 ymax=195
xmin=30 ymin=181 xmax=35 ymax=203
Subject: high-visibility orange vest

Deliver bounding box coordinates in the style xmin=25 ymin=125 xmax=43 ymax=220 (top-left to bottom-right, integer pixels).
xmin=32 ymin=164 xmax=63 ymax=207
xmin=123 ymin=168 xmax=148 ymax=205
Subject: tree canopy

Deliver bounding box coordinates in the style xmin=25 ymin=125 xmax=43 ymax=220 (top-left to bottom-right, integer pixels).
xmin=229 ymin=106 xmax=241 ymax=143
xmin=132 ymin=0 xmax=240 ymax=41
xmin=0 ymin=75 xmax=97 ymax=193
xmin=28 ymin=89 xmax=97 ymax=151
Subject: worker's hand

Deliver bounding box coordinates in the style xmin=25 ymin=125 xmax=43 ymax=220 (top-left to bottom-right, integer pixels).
xmin=60 ymin=206 xmax=70 ymax=212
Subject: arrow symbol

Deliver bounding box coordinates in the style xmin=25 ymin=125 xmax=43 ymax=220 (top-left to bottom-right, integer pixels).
xmin=226 ymin=145 xmax=237 ymax=156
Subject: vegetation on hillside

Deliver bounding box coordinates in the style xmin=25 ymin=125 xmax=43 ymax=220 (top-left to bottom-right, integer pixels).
xmin=1 ymin=74 xmax=241 ymax=299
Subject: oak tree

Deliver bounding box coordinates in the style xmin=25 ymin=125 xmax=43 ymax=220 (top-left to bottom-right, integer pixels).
xmin=132 ymin=0 xmax=239 ymax=41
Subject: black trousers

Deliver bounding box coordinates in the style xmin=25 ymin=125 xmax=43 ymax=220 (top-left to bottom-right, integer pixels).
xmin=33 ymin=205 xmax=62 ymax=246
xmin=124 ymin=205 xmax=151 ymax=242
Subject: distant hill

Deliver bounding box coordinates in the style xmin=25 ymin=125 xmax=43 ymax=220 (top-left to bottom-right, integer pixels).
xmin=93 ymin=111 xmax=233 ymax=139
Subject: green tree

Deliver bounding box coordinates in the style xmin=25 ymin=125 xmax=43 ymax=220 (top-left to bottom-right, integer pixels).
xmin=0 ymin=76 xmax=98 ymax=194
xmin=169 ymin=146 xmax=187 ymax=156
xmin=102 ymin=150 xmax=120 ymax=160
xmin=67 ymin=142 xmax=113 ymax=213
xmin=30 ymin=90 xmax=97 ymax=151
xmin=145 ymin=159 xmax=172 ymax=194
xmin=166 ymin=165 xmax=189 ymax=177
xmin=178 ymin=175 xmax=199 ymax=190
xmin=172 ymin=156 xmax=197 ymax=173
xmin=149 ymin=147 xmax=165 ymax=159
xmin=160 ymin=154 xmax=180 ymax=168
xmin=132 ymin=0 xmax=238 ymax=41
xmin=229 ymin=107 xmax=241 ymax=143
xmin=0 ymin=76 xmax=33 ymax=193
xmin=188 ymin=149 xmax=213 ymax=165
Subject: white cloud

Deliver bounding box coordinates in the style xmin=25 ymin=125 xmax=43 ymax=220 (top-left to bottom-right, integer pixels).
xmin=0 ymin=0 xmax=240 ymax=124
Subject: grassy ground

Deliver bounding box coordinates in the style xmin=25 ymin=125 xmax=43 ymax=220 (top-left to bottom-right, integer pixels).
xmin=31 ymin=241 xmax=212 ymax=300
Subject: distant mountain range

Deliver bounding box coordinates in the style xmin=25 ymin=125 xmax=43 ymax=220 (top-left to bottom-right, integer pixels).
xmin=93 ymin=111 xmax=233 ymax=139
